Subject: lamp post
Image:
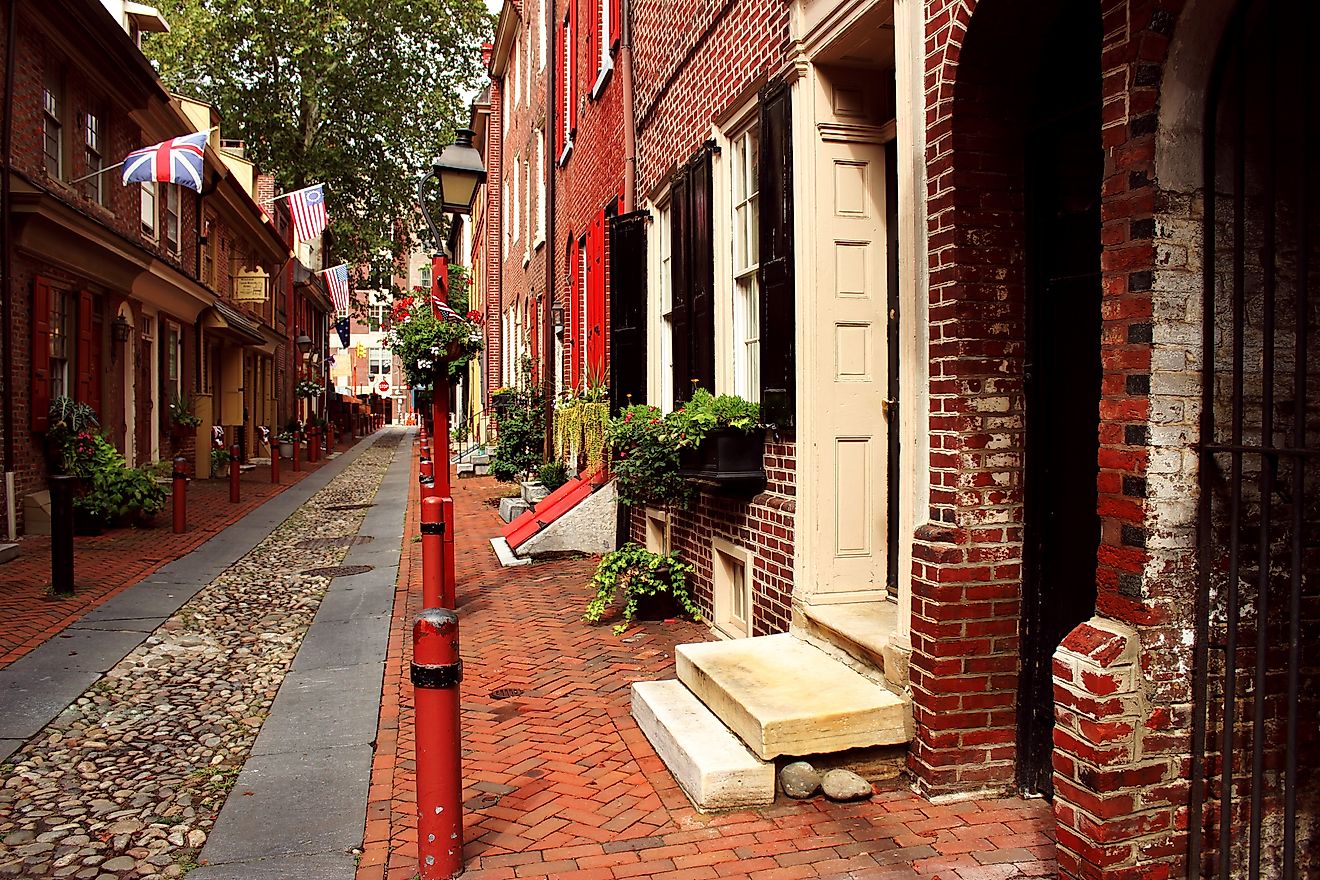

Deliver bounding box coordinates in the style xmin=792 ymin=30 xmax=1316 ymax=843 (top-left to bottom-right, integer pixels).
xmin=414 ymin=129 xmax=484 ymax=880
xmin=295 ymin=332 xmax=313 ymax=425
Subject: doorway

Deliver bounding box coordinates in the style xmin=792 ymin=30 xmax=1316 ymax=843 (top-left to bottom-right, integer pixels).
xmin=1016 ymin=1 xmax=1103 ymax=796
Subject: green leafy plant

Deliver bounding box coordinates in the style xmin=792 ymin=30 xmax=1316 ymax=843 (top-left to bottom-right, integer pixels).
xmin=554 ymin=395 xmax=610 ymax=473
xmin=46 ymin=398 xmax=102 ymax=475
xmin=210 ymin=447 xmax=232 ymax=478
xmin=168 ymin=393 xmax=203 ymax=428
xmin=69 ymin=436 xmax=167 ymax=526
xmin=583 ymin=544 xmax=700 ymax=634
xmin=664 ymin=389 xmax=761 ymax=450
xmin=537 ymin=460 xmax=569 ymax=491
xmin=296 ymin=378 xmax=323 ymax=398
xmin=489 ymin=386 xmax=545 ymax=483
xmin=607 ymin=405 xmax=690 ymax=510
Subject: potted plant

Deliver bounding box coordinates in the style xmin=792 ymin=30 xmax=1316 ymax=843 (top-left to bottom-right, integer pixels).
xmin=168 ymin=393 xmax=202 ymax=433
xmin=295 ymin=378 xmax=322 ymax=399
xmin=276 ymin=430 xmax=296 ymax=460
xmin=386 ymin=294 xmax=483 ymax=387
xmin=667 ymin=389 xmax=766 ymax=494
xmin=210 ymin=446 xmax=231 ymax=478
xmin=583 ymin=544 xmax=701 ymax=634
xmin=607 ymin=404 xmax=692 ymax=510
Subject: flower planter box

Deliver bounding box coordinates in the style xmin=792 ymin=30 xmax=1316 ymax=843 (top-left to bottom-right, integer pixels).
xmin=679 ymin=428 xmax=767 ymax=495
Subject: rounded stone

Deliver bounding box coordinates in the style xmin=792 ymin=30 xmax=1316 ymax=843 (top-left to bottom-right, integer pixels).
xmin=778 ymin=761 xmax=821 ymax=799
xmin=821 ymin=768 xmax=873 ymax=802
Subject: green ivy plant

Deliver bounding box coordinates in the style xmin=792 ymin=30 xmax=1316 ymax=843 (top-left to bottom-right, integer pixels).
xmin=583 ymin=544 xmax=700 ymax=634
xmin=664 ymin=388 xmax=761 ymax=450
xmin=607 ymin=404 xmax=691 ymax=510
xmin=537 ymin=460 xmax=568 ymax=491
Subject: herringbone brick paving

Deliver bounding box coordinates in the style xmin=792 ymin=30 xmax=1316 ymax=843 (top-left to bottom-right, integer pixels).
xmin=358 ymin=442 xmax=1057 ymax=880
xmin=0 ymin=440 xmax=357 ymax=670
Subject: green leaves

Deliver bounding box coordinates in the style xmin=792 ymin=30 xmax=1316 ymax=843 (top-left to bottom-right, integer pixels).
xmin=143 ymin=0 xmax=493 ymax=269
xmin=583 ymin=544 xmax=700 ymax=635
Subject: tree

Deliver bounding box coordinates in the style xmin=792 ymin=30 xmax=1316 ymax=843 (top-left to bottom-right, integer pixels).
xmin=143 ymin=0 xmax=492 ymax=275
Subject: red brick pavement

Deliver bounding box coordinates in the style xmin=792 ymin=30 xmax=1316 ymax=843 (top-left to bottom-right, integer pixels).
xmin=359 ymin=448 xmax=1057 ymax=880
xmin=0 ymin=439 xmax=367 ymax=670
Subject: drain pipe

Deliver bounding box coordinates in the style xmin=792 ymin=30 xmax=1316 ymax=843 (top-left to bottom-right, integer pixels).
xmin=619 ymin=0 xmax=637 ymax=212
xmin=2 ymin=0 xmax=19 ymax=540
xmin=542 ymin=0 xmax=557 ymax=459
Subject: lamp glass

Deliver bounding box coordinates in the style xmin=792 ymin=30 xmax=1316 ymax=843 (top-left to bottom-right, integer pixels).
xmin=295 ymin=333 xmax=313 ymax=354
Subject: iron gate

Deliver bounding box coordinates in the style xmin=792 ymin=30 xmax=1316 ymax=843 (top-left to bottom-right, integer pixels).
xmin=1189 ymin=0 xmax=1318 ymax=878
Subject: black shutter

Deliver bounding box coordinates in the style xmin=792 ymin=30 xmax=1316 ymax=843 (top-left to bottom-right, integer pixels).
xmin=688 ymin=145 xmax=716 ymax=395
xmin=609 ymin=210 xmax=648 ymax=412
xmin=758 ymin=79 xmax=796 ymax=429
xmin=669 ymin=168 xmax=691 ymax=405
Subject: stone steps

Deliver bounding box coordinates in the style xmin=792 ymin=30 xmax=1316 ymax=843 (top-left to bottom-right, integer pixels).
xmin=631 ymin=680 xmax=775 ymax=811
xmin=675 ymin=633 xmax=911 ymax=761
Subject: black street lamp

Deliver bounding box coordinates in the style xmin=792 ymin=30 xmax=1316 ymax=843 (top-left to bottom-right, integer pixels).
xmin=295 ymin=332 xmax=313 ymax=355
xmin=418 ymin=128 xmax=487 ymax=248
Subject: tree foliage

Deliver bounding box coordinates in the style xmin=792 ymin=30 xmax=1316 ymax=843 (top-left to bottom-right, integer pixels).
xmin=143 ymin=0 xmax=492 ymax=273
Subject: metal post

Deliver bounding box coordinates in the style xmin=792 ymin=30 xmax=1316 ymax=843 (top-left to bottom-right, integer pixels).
xmin=420 ymin=496 xmax=444 ymax=608
xmin=292 ymin=435 xmax=301 ymax=472
xmin=172 ymin=456 xmax=188 ymax=533
xmin=411 ymin=609 xmax=463 ymax=880
xmin=420 ymin=456 xmax=434 ymax=482
xmin=49 ymin=475 xmax=74 ymax=596
xmin=229 ymin=443 xmax=241 ymax=503
xmin=420 ymin=474 xmax=437 ymax=501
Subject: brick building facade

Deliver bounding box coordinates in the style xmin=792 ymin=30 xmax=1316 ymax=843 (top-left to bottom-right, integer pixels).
xmin=471 ymin=0 xmax=1315 ymax=875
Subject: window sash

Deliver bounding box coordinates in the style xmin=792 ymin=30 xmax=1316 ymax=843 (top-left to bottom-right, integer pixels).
xmin=140 ymin=182 xmax=157 ymax=238
xmin=164 ymin=186 xmax=181 ymax=253
xmin=83 ymin=113 xmax=103 ymax=203
xmin=43 ymin=79 xmax=62 ymax=179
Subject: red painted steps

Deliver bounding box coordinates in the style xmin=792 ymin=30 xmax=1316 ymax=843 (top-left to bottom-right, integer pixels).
xmin=501 ymin=469 xmax=608 ymax=551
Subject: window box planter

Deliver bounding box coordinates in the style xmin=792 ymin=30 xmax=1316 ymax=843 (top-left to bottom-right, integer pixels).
xmin=679 ymin=428 xmax=766 ymax=495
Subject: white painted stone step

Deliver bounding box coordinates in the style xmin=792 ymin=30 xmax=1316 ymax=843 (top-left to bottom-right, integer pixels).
xmin=676 ymin=633 xmax=912 ymax=760
xmin=631 ymin=680 xmax=775 ymax=811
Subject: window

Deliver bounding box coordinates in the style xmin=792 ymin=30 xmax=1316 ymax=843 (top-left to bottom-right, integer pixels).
xmin=512 ymin=34 xmax=520 ymax=108
xmin=140 ymin=182 xmax=157 ymax=239
xmin=512 ymin=159 xmax=520 ymax=245
xmin=730 ymin=126 xmax=760 ymax=402
xmin=202 ymin=214 xmax=216 ymax=285
xmin=591 ymin=0 xmax=614 ymax=96
xmin=369 ymin=349 xmax=391 ymax=375
xmin=42 ymin=70 xmax=63 ymax=179
xmin=419 ymin=264 xmax=432 ymax=294
xmin=579 ymin=236 xmax=588 ymax=384
xmin=538 ymin=0 xmax=547 ymax=70
xmin=524 ymin=157 xmax=532 ymax=258
xmin=557 ymin=10 xmax=575 ymax=162
xmin=502 ymin=179 xmax=510 ymax=250
xmin=535 ymin=130 xmax=546 ymax=246
xmin=163 ymin=320 xmax=181 ymax=403
xmin=712 ymin=538 xmax=754 ymax=639
xmin=83 ymin=112 xmax=104 ymax=204
xmin=655 ymin=199 xmax=674 ymax=411
xmin=368 ymin=295 xmax=387 ymax=331
xmin=164 ymin=186 xmax=181 ymax=254
xmin=49 ymin=290 xmax=72 ymax=399
xmin=667 ymin=145 xmax=716 ymax=405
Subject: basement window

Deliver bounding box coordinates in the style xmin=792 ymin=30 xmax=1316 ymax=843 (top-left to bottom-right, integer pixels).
xmin=711 ymin=537 xmax=753 ymax=639
xmin=644 ymin=508 xmax=670 ymax=555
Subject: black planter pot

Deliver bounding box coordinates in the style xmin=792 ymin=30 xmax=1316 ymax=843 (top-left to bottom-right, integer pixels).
xmin=632 ymin=590 xmax=679 ymax=621
xmin=679 ymin=428 xmax=767 ymax=495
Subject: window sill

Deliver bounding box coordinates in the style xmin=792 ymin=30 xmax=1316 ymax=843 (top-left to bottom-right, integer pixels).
xmin=590 ymin=63 xmax=614 ymax=100
xmin=558 ymin=141 xmax=573 ymax=167
xmin=534 ymin=235 xmax=545 ymax=251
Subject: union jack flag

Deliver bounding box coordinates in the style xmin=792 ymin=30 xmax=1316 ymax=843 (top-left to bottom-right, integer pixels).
xmin=321 ymin=263 xmax=351 ymax=313
xmin=121 ymin=131 xmax=209 ymax=192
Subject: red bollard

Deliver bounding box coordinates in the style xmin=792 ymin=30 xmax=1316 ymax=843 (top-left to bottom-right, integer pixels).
xmin=420 ymin=496 xmax=444 ymax=609
xmin=419 ymin=421 xmax=428 ymax=443
xmin=440 ymin=496 xmax=456 ymax=610
xmin=271 ymin=441 xmax=280 ymax=483
xmin=412 ymin=609 xmax=463 ymax=880
xmin=309 ymin=426 xmax=319 ymax=463
xmin=328 ymin=423 xmax=336 ymax=453
xmin=420 ymin=456 xmax=434 ymax=482
xmin=229 ymin=443 xmax=241 ymax=503
xmin=172 ymin=456 xmax=188 ymax=534
xmin=292 ymin=435 xmax=301 ymax=472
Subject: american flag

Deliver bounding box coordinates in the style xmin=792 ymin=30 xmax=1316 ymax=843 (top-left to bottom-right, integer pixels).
xmin=431 ymin=293 xmax=464 ymax=322
xmin=322 ymin=264 xmax=351 ymax=313
xmin=121 ymin=132 xmax=209 ymax=192
xmin=287 ymin=184 xmax=328 ymax=242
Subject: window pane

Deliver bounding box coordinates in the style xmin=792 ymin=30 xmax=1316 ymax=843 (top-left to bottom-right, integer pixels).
xmin=141 ymin=183 xmax=156 ymax=237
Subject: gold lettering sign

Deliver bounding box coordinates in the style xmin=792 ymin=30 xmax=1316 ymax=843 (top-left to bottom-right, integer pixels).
xmin=233 ymin=269 xmax=269 ymax=303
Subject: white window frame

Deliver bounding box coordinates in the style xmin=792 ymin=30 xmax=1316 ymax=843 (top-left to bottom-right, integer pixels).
xmin=140 ymin=181 xmax=157 ymax=240
xmin=729 ymin=123 xmax=760 ymax=403
xmin=523 ymin=157 xmax=532 ymax=264
xmin=512 ymin=158 xmax=521 ymax=246
xmin=84 ymin=111 xmax=104 ymax=204
xmin=558 ymin=14 xmax=574 ymax=164
xmin=648 ymin=196 xmax=674 ymax=412
xmin=591 ymin=0 xmax=614 ymax=98
xmin=711 ymin=537 xmax=754 ymax=639
xmin=644 ymin=507 xmax=671 ymax=555
xmin=538 ymin=0 xmax=547 ymax=70
xmin=534 ymin=130 xmax=546 ymax=247
xmin=49 ymin=289 xmax=72 ymax=400
xmin=164 ymin=185 xmax=181 ymax=255
xmin=578 ymin=237 xmax=588 ymax=386
xmin=42 ymin=71 xmax=63 ymax=179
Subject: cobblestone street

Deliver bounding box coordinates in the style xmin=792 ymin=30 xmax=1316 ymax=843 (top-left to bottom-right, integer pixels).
xmin=0 ymin=432 xmax=402 ymax=879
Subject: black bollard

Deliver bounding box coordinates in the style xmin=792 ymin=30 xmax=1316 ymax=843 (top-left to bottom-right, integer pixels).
xmin=49 ymin=475 xmax=75 ymax=596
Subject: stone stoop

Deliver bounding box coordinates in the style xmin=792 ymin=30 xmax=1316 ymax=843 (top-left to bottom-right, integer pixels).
xmin=793 ymin=600 xmax=910 ymax=693
xmin=674 ymin=634 xmax=912 ymax=761
xmin=0 ymin=544 xmax=18 ymax=565
xmin=631 ymin=680 xmax=775 ymax=811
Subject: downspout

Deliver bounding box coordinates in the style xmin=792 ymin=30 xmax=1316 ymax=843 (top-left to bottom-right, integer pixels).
xmin=619 ymin=0 xmax=637 ymax=212
xmin=2 ymin=0 xmax=18 ymax=539
xmin=542 ymin=0 xmax=557 ymax=460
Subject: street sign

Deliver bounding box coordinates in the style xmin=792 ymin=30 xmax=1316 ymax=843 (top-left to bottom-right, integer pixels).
xmin=377 ymin=378 xmax=391 ymax=395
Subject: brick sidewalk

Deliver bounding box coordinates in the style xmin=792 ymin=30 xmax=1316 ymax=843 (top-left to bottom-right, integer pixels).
xmin=358 ymin=449 xmax=1057 ymax=880
xmin=0 ymin=439 xmax=365 ymax=670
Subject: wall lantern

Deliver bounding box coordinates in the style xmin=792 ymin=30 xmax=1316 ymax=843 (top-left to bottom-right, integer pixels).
xmin=295 ymin=333 xmax=313 ymax=355
xmin=112 ymin=314 xmax=133 ymax=343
